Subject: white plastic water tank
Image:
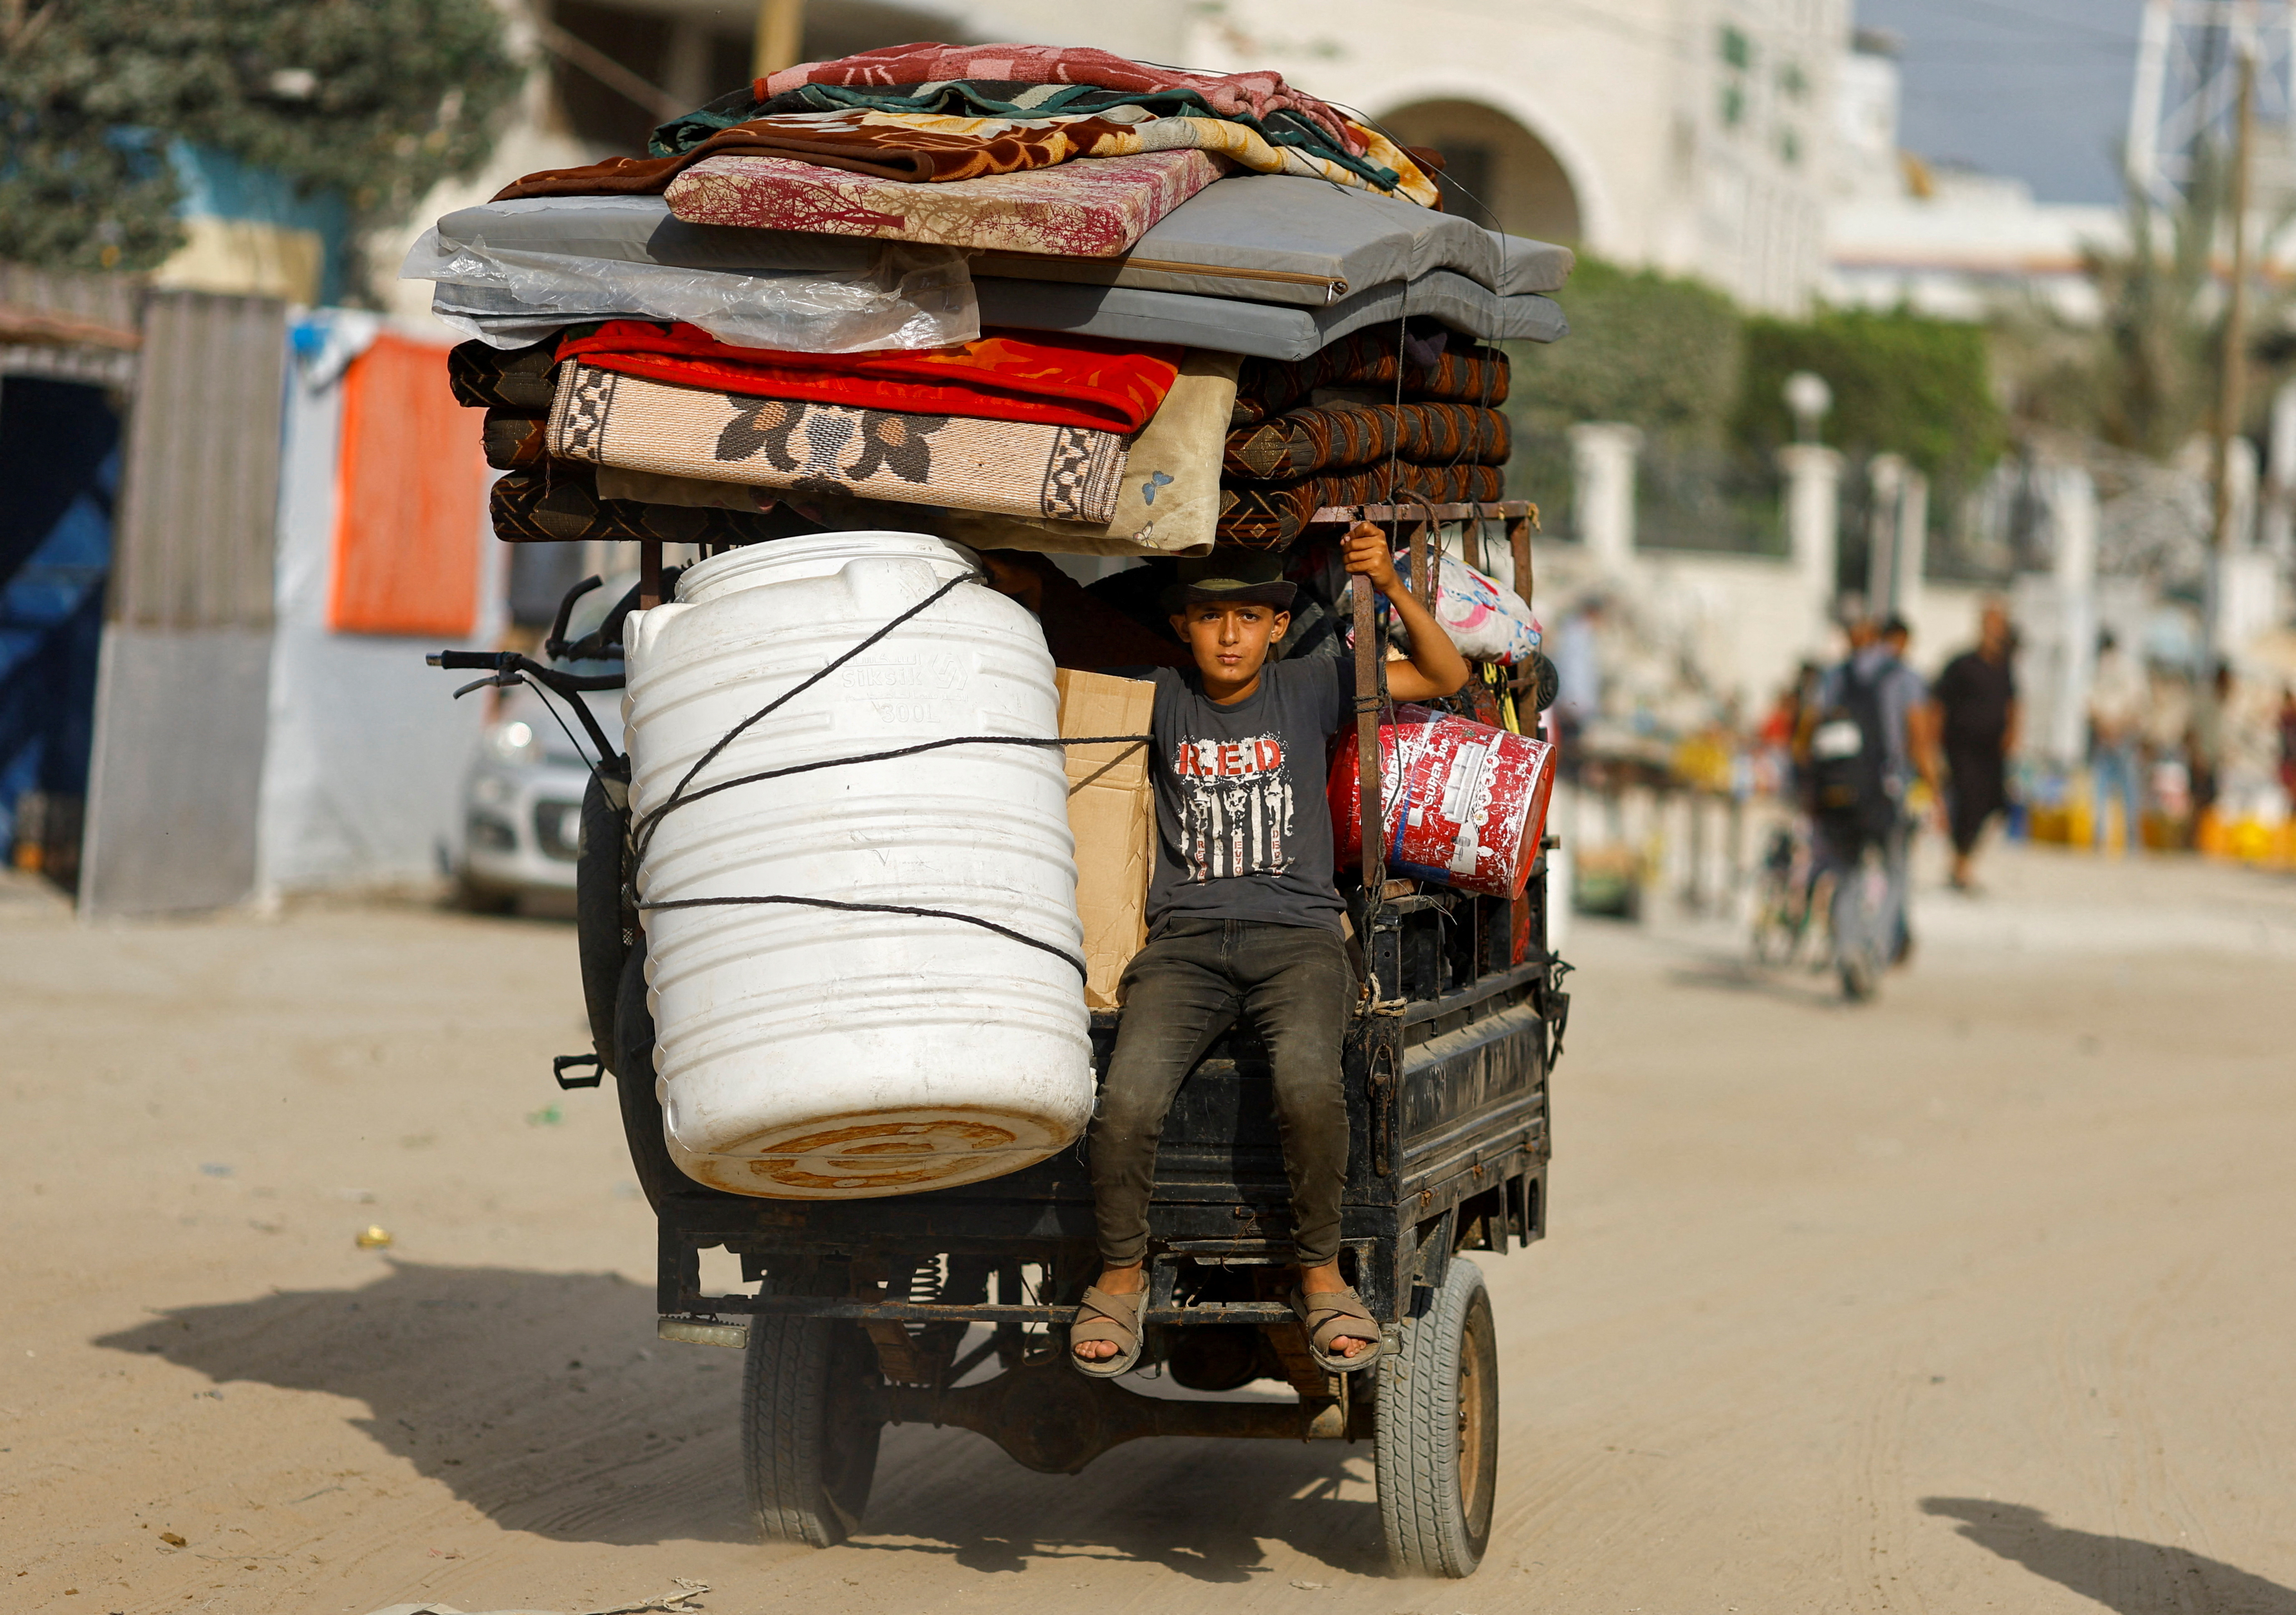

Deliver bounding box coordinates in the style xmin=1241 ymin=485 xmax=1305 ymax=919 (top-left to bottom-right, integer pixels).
xmin=622 ymin=531 xmax=1092 ymax=1199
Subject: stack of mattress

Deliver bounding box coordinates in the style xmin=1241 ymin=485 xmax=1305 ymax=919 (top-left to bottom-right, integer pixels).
xmin=404 ymin=41 xmax=1571 ymax=565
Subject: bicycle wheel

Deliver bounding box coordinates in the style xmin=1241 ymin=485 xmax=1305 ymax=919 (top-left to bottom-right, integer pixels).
xmin=1749 ymin=875 xmax=1792 ymax=965
xmin=1836 ymin=848 xmax=1887 ymax=1001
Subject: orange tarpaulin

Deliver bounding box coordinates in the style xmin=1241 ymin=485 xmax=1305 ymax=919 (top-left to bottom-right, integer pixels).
xmin=330 ymin=333 xmax=487 ymax=636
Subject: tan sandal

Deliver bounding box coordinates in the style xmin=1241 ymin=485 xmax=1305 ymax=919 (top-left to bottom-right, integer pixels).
xmin=1068 ymin=1284 xmax=1146 ymax=1378
xmin=1289 ymin=1284 xmax=1382 ymax=1373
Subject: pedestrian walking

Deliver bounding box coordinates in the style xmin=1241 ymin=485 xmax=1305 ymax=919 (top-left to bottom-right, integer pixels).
xmin=2087 ymin=631 xmax=2146 ymax=853
xmin=1932 ymin=601 xmax=2019 ymax=892
xmin=2277 ymin=685 xmax=2296 ymax=804
xmin=1798 ymin=604 xmax=1938 ymax=998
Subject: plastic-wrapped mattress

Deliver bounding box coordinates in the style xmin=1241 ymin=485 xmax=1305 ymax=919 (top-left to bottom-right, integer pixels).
xmin=408 ymin=184 xmax=1570 ymax=357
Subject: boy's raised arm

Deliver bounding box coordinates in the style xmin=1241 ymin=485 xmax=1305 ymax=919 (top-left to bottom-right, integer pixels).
xmin=1340 ymin=522 xmax=1470 ymax=703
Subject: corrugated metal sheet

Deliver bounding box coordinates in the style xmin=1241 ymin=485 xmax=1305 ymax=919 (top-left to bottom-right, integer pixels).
xmin=109 ymin=291 xmax=287 ymax=629
xmin=78 ymin=627 xmax=273 ymax=917
xmin=0 ymin=262 xmax=144 ymax=387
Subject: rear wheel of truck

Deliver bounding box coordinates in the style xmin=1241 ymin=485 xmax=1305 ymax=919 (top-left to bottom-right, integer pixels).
xmin=1375 ymin=1256 xmax=1499 ymax=1577
xmin=741 ymin=1310 xmax=883 ymax=1547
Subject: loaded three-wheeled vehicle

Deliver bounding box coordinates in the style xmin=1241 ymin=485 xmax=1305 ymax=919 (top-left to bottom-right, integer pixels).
xmin=436 ymin=509 xmax=1566 ymax=1580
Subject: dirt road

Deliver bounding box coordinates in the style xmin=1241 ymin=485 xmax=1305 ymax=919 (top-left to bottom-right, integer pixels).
xmin=5 ymin=844 xmax=2295 ymax=1614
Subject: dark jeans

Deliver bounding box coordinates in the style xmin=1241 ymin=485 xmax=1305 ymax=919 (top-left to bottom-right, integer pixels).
xmin=1090 ymin=918 xmax=1353 ymax=1269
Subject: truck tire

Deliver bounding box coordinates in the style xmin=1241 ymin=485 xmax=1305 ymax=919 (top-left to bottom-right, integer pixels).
xmin=574 ymin=769 xmax=629 ymax=1071
xmin=612 ymin=942 xmax=683 ymax=1210
xmin=741 ymin=1311 xmax=883 ymax=1547
xmin=1375 ymin=1256 xmax=1499 ymax=1577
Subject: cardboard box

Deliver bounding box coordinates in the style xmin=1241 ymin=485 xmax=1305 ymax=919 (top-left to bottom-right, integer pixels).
xmin=1055 ymin=668 xmax=1157 ymax=1009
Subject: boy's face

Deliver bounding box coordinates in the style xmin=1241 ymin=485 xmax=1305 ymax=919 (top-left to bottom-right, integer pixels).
xmin=1169 ymin=600 xmax=1290 ymax=688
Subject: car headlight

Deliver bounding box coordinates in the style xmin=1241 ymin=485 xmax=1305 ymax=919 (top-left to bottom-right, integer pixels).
xmin=487 ymin=719 xmax=541 ymax=765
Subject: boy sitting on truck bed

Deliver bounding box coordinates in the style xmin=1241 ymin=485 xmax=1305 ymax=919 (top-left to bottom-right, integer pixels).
xmin=1065 ymin=524 xmax=1468 ymax=1376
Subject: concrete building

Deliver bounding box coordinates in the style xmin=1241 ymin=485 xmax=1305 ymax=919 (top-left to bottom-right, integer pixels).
xmin=1823 ymin=29 xmax=2123 ymax=323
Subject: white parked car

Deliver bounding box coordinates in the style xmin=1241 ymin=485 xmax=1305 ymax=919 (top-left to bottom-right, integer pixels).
xmin=455 ymin=576 xmax=628 ymax=915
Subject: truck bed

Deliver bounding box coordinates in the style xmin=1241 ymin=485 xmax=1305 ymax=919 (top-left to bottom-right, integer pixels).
xmin=652 ymin=871 xmax=1567 ymax=1332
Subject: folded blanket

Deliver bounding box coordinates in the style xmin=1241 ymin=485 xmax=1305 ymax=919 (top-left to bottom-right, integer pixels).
xmin=595 ymin=351 xmax=1237 ymax=561
xmin=496 ymin=104 xmax=1431 ymax=206
xmin=491 ymin=465 xmax=813 ymax=545
xmin=664 ymin=147 xmax=1224 ymax=258
xmin=483 ymin=410 xmax=546 ymax=470
xmin=556 ymin=321 xmax=1178 ymax=432
xmin=547 ymin=361 xmax=1129 ymax=523
xmin=1235 ymin=330 xmax=1512 ymax=422
xmin=660 ymin=81 xmax=1416 ymax=200
xmin=1223 ymin=403 xmax=1509 ymax=481
xmin=755 ymin=44 xmax=1366 ymax=156
xmin=1215 ymin=463 xmax=1506 ymax=550
xmin=494 ymin=109 xmax=1128 ymax=198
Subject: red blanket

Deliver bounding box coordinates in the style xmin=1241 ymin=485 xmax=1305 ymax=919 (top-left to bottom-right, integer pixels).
xmin=757 ymin=43 xmax=1365 ymax=156
xmin=554 ymin=322 xmax=1182 ymax=434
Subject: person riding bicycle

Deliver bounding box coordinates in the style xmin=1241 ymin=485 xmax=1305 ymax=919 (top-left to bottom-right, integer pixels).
xmin=1798 ymin=603 xmax=1938 ymax=997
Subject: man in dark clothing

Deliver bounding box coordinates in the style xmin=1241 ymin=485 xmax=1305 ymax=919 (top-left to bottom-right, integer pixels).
xmin=1067 ymin=525 xmax=1468 ymax=1377
xmin=1932 ymin=601 xmax=2019 ymax=891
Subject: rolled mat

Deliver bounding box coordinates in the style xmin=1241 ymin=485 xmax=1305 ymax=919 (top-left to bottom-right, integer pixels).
xmin=490 ymin=465 xmax=815 ymax=545
xmin=1223 ymin=402 xmax=1507 ymax=481
xmin=483 ymin=410 xmax=547 ymax=471
xmin=1232 ymin=331 xmax=1509 ymax=422
xmin=546 ymin=360 xmax=1130 ymax=523
xmin=1214 ymin=463 xmax=1505 ymax=550
xmin=449 ymin=338 xmax=560 ymax=410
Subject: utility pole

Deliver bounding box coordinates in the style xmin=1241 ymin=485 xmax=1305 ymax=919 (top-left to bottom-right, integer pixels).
xmin=2209 ymin=45 xmax=2258 ymax=668
xmin=753 ymin=0 xmax=806 ymax=81
xmin=2127 ymin=0 xmax=2295 ymax=211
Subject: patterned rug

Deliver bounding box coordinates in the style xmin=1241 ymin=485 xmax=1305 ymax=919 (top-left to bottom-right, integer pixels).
xmin=547 ymin=361 xmax=1129 ymax=523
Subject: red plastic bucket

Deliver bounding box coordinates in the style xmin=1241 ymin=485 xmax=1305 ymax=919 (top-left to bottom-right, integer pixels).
xmin=1328 ymin=705 xmax=1558 ymax=899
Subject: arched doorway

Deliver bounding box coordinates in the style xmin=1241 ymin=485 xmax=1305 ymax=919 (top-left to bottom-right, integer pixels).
xmin=1376 ymin=100 xmax=1582 ymax=243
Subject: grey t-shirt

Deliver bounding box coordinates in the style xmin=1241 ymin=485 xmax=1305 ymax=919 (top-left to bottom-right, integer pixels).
xmin=1145 ymin=656 xmax=1355 ymax=933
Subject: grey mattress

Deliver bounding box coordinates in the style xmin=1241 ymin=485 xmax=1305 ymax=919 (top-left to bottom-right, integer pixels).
xmin=432 ymin=270 xmax=1565 ymax=361
xmin=976 ymin=172 xmax=1571 ymax=306
xmin=429 ymin=177 xmax=1573 ymax=309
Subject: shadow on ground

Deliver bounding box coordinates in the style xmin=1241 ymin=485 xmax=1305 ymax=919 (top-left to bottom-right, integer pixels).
xmin=845 ymin=1423 xmax=1386 ymax=1582
xmin=94 ymin=1261 xmax=1383 ymax=1578
xmin=1924 ymin=1498 xmax=2296 ymax=1614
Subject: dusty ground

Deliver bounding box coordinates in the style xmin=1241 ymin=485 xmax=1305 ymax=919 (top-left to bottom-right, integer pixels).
xmin=4 ymin=840 xmax=2295 ymax=1615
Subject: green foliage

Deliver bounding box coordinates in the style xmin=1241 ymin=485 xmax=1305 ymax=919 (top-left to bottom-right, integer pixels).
xmin=1506 ymin=257 xmax=1744 ymax=445
xmin=1502 ymin=257 xmax=1748 ymax=534
xmin=1499 ymin=257 xmax=2013 ymax=553
xmin=1737 ymin=307 xmax=2007 ymax=487
xmin=0 ymin=0 xmax=520 ymax=279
